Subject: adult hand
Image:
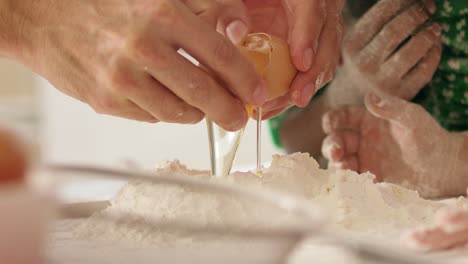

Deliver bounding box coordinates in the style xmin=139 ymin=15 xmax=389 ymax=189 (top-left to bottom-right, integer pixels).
xmin=244 ymin=0 xmax=345 ymax=119
xmin=326 ymin=0 xmax=440 ymax=107
xmin=13 ymin=0 xmax=267 ymax=131
xmin=322 ymin=92 xmax=467 ymax=198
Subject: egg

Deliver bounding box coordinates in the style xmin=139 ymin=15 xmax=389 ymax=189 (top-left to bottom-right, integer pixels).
xmin=237 ymin=33 xmax=297 ymax=101
xmin=0 ymin=129 xmax=28 ymax=184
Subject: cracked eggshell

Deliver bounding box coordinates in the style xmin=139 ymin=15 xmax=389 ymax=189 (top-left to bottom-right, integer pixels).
xmin=237 ymin=33 xmax=297 ymax=101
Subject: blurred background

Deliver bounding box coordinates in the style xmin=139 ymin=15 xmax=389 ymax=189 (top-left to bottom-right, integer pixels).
xmin=0 ymin=59 xmax=282 ymax=171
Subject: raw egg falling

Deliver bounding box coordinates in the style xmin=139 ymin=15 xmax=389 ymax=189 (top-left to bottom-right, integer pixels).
xmin=237 ymin=33 xmax=297 ymax=173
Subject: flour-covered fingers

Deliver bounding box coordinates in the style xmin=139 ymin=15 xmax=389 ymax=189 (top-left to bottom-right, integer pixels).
xmin=344 ymin=0 xmax=417 ymax=55
xmin=360 ymin=1 xmax=432 ymax=64
xmin=381 ymin=24 xmax=440 ymax=80
xmin=322 ymin=131 xmax=360 ymax=161
xmin=437 ymin=208 xmax=468 ymax=233
xmin=322 ymin=106 xmax=366 ymax=133
xmin=400 ymin=42 xmax=441 ymax=99
xmin=327 ymin=155 xmax=359 ymax=171
xmin=403 ymin=208 xmax=468 ymax=251
xmin=403 ymin=225 xmax=468 ymax=251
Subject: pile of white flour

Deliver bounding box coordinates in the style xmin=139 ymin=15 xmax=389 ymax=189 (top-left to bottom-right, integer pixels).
xmin=75 ymin=153 xmax=468 ymax=246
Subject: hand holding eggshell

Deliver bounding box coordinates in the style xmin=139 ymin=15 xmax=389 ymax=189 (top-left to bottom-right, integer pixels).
xmin=192 ymin=0 xmax=345 ymax=118
xmin=244 ymin=0 xmax=345 ymax=111
xmin=0 ymin=0 xmax=346 ymax=128
xmin=11 ymin=0 xmax=268 ymax=131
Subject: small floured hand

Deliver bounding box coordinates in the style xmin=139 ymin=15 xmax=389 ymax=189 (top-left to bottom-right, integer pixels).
xmin=402 ymin=194 xmax=468 ymax=251
xmin=324 ymin=0 xmax=440 ymax=109
xmin=321 ymin=92 xmax=467 ymax=198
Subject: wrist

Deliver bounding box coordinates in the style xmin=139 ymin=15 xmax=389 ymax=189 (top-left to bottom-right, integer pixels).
xmin=322 ymin=70 xmax=363 ymax=109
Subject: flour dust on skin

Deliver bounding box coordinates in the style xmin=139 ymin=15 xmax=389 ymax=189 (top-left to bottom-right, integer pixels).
xmin=76 ymin=153 xmax=468 ymax=246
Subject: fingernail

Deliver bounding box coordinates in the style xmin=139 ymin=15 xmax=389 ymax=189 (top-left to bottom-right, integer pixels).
xmin=368 ymin=92 xmax=384 ymax=107
xmin=303 ymin=48 xmax=313 ymax=71
xmin=300 ymin=83 xmax=315 ymax=106
xmin=331 ymin=144 xmax=344 ymax=160
xmin=424 ymin=0 xmax=436 ymax=14
xmin=228 ymin=106 xmax=248 ymax=131
xmin=253 ymin=80 xmax=267 ymax=106
xmin=431 ymin=23 xmax=441 ymax=36
xmin=226 ymin=20 xmax=248 ymax=45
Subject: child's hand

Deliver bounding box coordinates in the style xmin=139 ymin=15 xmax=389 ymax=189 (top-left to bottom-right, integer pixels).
xmin=321 ymin=92 xmax=467 ymax=198
xmin=326 ymin=0 xmax=441 ymax=107
xmin=402 ymin=203 xmax=468 ymax=251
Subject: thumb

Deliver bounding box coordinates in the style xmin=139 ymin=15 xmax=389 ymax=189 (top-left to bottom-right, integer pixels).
xmin=364 ymin=92 xmax=432 ymax=129
xmin=184 ymin=0 xmax=250 ymax=44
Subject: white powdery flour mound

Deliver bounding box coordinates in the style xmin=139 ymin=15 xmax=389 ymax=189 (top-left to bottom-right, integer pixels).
xmin=75 ymin=153 xmax=465 ymax=245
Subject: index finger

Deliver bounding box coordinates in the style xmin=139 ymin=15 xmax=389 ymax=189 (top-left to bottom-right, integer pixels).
xmin=322 ymin=106 xmax=366 ymax=133
xmin=345 ymin=0 xmax=416 ymax=55
xmin=173 ymin=3 xmax=267 ymax=107
xmin=184 ymin=0 xmax=251 ymax=44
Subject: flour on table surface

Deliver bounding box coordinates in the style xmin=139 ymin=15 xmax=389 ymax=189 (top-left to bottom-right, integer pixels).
xmin=75 ymin=153 xmax=466 ymax=245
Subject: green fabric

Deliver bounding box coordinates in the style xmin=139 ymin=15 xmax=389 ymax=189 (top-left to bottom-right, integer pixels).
xmin=413 ymin=0 xmax=468 ymax=131
xmin=269 ymin=0 xmax=468 ymax=148
xmin=268 ymin=110 xmax=287 ymax=148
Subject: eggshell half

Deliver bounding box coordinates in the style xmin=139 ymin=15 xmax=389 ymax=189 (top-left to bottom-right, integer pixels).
xmin=237 ymin=33 xmax=297 ymax=101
